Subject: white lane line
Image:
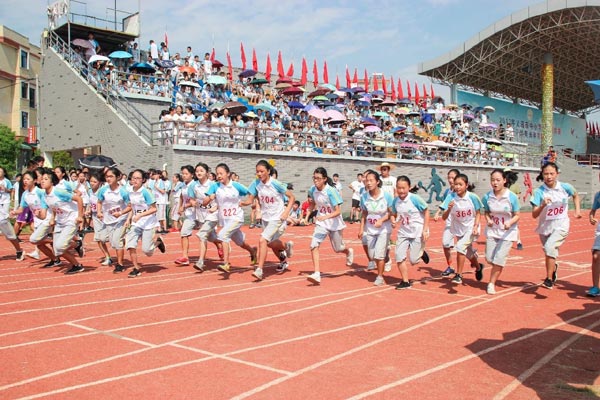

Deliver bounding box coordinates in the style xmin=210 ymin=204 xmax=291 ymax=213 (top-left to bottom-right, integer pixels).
xmin=170 ymin=343 xmax=293 ymax=376
xmin=230 ymin=271 xmax=588 ymax=400
xmin=492 ymin=317 xmax=600 ymax=400
xmin=15 ymin=356 xmax=217 ymax=400
xmin=66 ymin=322 xmax=158 ymax=348
xmin=347 ymin=303 xmax=600 ymax=400
xmin=0 ymin=283 xmax=373 ymax=350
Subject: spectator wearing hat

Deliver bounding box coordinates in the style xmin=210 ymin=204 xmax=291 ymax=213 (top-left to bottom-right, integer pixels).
xmin=377 ymin=162 xmax=397 ymax=198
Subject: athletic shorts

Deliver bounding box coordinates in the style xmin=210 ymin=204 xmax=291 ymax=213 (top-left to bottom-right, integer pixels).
xmin=310 ymin=225 xmax=346 ymax=253
xmin=395 ymin=236 xmax=425 ymax=264
xmin=261 ymin=219 xmax=287 ymax=243
xmin=362 ymin=232 xmax=389 ymax=260
xmin=539 ymin=229 xmax=568 ymax=259
xmin=485 ymin=237 xmax=513 ymax=267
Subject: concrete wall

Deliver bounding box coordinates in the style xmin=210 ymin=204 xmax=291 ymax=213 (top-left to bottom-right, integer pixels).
xmin=171 ymin=145 xmax=545 ymax=214
xmin=39 ymin=46 xmax=169 ymax=171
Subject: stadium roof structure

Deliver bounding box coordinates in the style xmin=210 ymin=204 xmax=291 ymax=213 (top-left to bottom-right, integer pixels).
xmin=418 ymin=0 xmax=600 ymax=115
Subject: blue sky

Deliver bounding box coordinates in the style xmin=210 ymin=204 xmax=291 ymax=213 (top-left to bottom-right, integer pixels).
xmin=5 ymin=0 xmax=544 ymax=96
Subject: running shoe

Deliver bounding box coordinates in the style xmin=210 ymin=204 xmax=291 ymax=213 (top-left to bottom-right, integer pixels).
xmin=217 ymin=263 xmax=230 ymax=273
xmin=373 ymin=275 xmax=385 ymax=286
xmin=542 ymin=278 xmax=554 ymax=289
xmin=587 ymin=286 xmax=600 ymax=297
xmin=42 ymin=259 xmax=61 ymax=268
xmin=285 ymin=241 xmax=294 ymax=258
xmin=113 ymin=264 xmax=125 ymax=273
xmin=193 ymin=261 xmax=204 ymax=272
xmin=422 ymin=250 xmax=430 ymax=265
xmin=101 ymin=257 xmax=113 ymax=266
xmin=487 ymin=282 xmax=496 ymax=295
xmin=249 ymin=223 xmax=255 ymax=229
xmin=156 ymin=236 xmax=166 ymax=253
xmin=384 ymin=258 xmax=392 ymax=272
xmin=278 ymin=249 xmax=287 ymax=262
xmin=250 ymin=247 xmax=258 ymax=266
xmin=27 ymin=250 xmax=40 ymax=260
xmin=552 ymin=263 xmax=559 ymax=282
xmin=441 ymin=266 xmax=455 ymax=277
xmin=128 ymin=268 xmax=142 ymax=278
xmin=475 ymin=263 xmax=484 ymax=282
xmin=367 ymin=260 xmax=376 ymax=271
xmin=307 ymin=271 xmax=321 ymax=284
xmin=276 ymin=261 xmax=289 ymax=273
xmin=346 ymin=248 xmax=354 ymax=266
xmin=174 ymin=257 xmax=190 ymax=265
xmin=452 ymin=274 xmax=463 ymax=284
xmin=396 ymin=281 xmax=412 ymax=290
xmin=252 ymin=267 xmax=264 ymax=280
xmin=516 ymin=242 xmax=523 ymax=250
xmin=65 ymin=265 xmax=84 ymax=275
xmin=16 ymin=251 xmax=24 ymax=261
xmin=75 ymin=240 xmax=85 ymax=258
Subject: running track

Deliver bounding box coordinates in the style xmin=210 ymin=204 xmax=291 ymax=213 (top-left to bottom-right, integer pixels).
xmin=1 ymin=214 xmax=599 ymax=399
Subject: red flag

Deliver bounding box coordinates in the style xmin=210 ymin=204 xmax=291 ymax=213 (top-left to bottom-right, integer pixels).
xmin=227 ymin=51 xmax=233 ymax=80
xmin=390 ymin=76 xmax=396 ymax=100
xmin=277 ymin=51 xmax=284 ymax=78
xmin=373 ymin=75 xmax=379 ymax=92
xmin=210 ymin=48 xmax=215 ymax=62
xmin=353 ymin=68 xmax=358 ymax=84
xmin=300 ymin=57 xmax=308 ymax=86
xmin=265 ymin=53 xmax=272 ymax=82
xmin=312 ymin=59 xmax=318 ymax=86
xmin=323 ymin=61 xmax=329 ymax=84
xmin=240 ymin=42 xmax=247 ymax=70
xmin=407 ymin=80 xmax=412 ymax=99
xmin=423 ymin=83 xmax=428 ymax=98
xmin=430 ymin=83 xmax=435 ymax=99
xmin=335 ymin=75 xmax=340 ymax=90
xmin=382 ymin=74 xmax=387 ymax=97
xmin=398 ymin=79 xmax=404 ymax=99
xmin=252 ymin=48 xmax=258 ymax=71
xmin=164 ymin=32 xmax=168 ymax=48
xmin=287 ymin=61 xmax=294 ymax=77
xmin=345 ymin=66 xmax=351 ymax=87
xmin=415 ymin=82 xmax=420 ymax=105
xmin=364 ymin=69 xmax=369 ymax=92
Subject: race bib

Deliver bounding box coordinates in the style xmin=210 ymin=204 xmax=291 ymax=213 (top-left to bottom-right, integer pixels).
xmin=545 ymin=202 xmax=567 ymax=220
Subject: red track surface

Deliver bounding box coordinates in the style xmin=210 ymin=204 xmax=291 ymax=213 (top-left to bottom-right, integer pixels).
xmin=1 ymin=214 xmax=599 ymax=399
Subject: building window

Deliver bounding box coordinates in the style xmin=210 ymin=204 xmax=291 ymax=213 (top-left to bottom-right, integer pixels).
xmin=21 ymin=82 xmax=28 ymax=99
xmin=29 ymin=87 xmax=36 ymax=108
xmin=21 ymin=112 xmax=28 ymax=129
xmin=20 ymin=50 xmax=29 ymax=69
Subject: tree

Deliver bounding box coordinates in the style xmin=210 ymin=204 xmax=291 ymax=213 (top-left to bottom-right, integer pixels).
xmin=51 ymin=150 xmax=75 ymax=170
xmin=0 ymin=124 xmax=22 ymax=177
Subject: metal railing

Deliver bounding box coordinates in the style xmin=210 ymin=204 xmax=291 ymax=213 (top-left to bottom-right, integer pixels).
xmin=45 ymin=30 xmax=153 ymax=144
xmin=150 ymin=120 xmax=540 ymax=167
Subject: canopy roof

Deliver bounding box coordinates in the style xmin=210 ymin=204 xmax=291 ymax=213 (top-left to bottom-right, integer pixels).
xmin=418 ymin=0 xmax=600 ymax=114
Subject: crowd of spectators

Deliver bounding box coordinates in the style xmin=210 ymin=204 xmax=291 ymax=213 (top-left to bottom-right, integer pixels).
xmin=64 ymin=33 xmax=524 ymax=166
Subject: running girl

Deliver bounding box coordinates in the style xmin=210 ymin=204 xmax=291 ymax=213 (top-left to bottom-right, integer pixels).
xmin=440 ymin=173 xmax=483 ymax=284
xmin=391 ymin=176 xmax=430 ymax=290
xmin=96 ymin=167 xmax=131 ymax=273
xmin=433 ymin=169 xmax=460 ymax=277
xmin=203 ymin=163 xmax=257 ymax=273
xmin=358 ymin=169 xmax=393 ymax=286
xmin=175 ymin=165 xmax=198 ymax=266
xmin=189 ymin=162 xmax=223 ymax=272
xmin=169 ymin=173 xmax=184 ymax=232
xmin=531 ymin=162 xmax=581 ymax=289
xmin=87 ymin=172 xmax=113 ymax=266
xmin=306 ymin=167 xmax=354 ymax=284
xmin=11 ymin=171 xmax=55 ymax=266
xmin=124 ymin=169 xmax=166 ymax=277
xmin=0 ymin=167 xmax=23 ymax=260
xmin=41 ymin=170 xmax=85 ymax=274
xmin=243 ymin=160 xmax=295 ymax=281
xmin=588 ymin=187 xmax=600 ymax=297
xmin=482 ymin=169 xmax=520 ymax=294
